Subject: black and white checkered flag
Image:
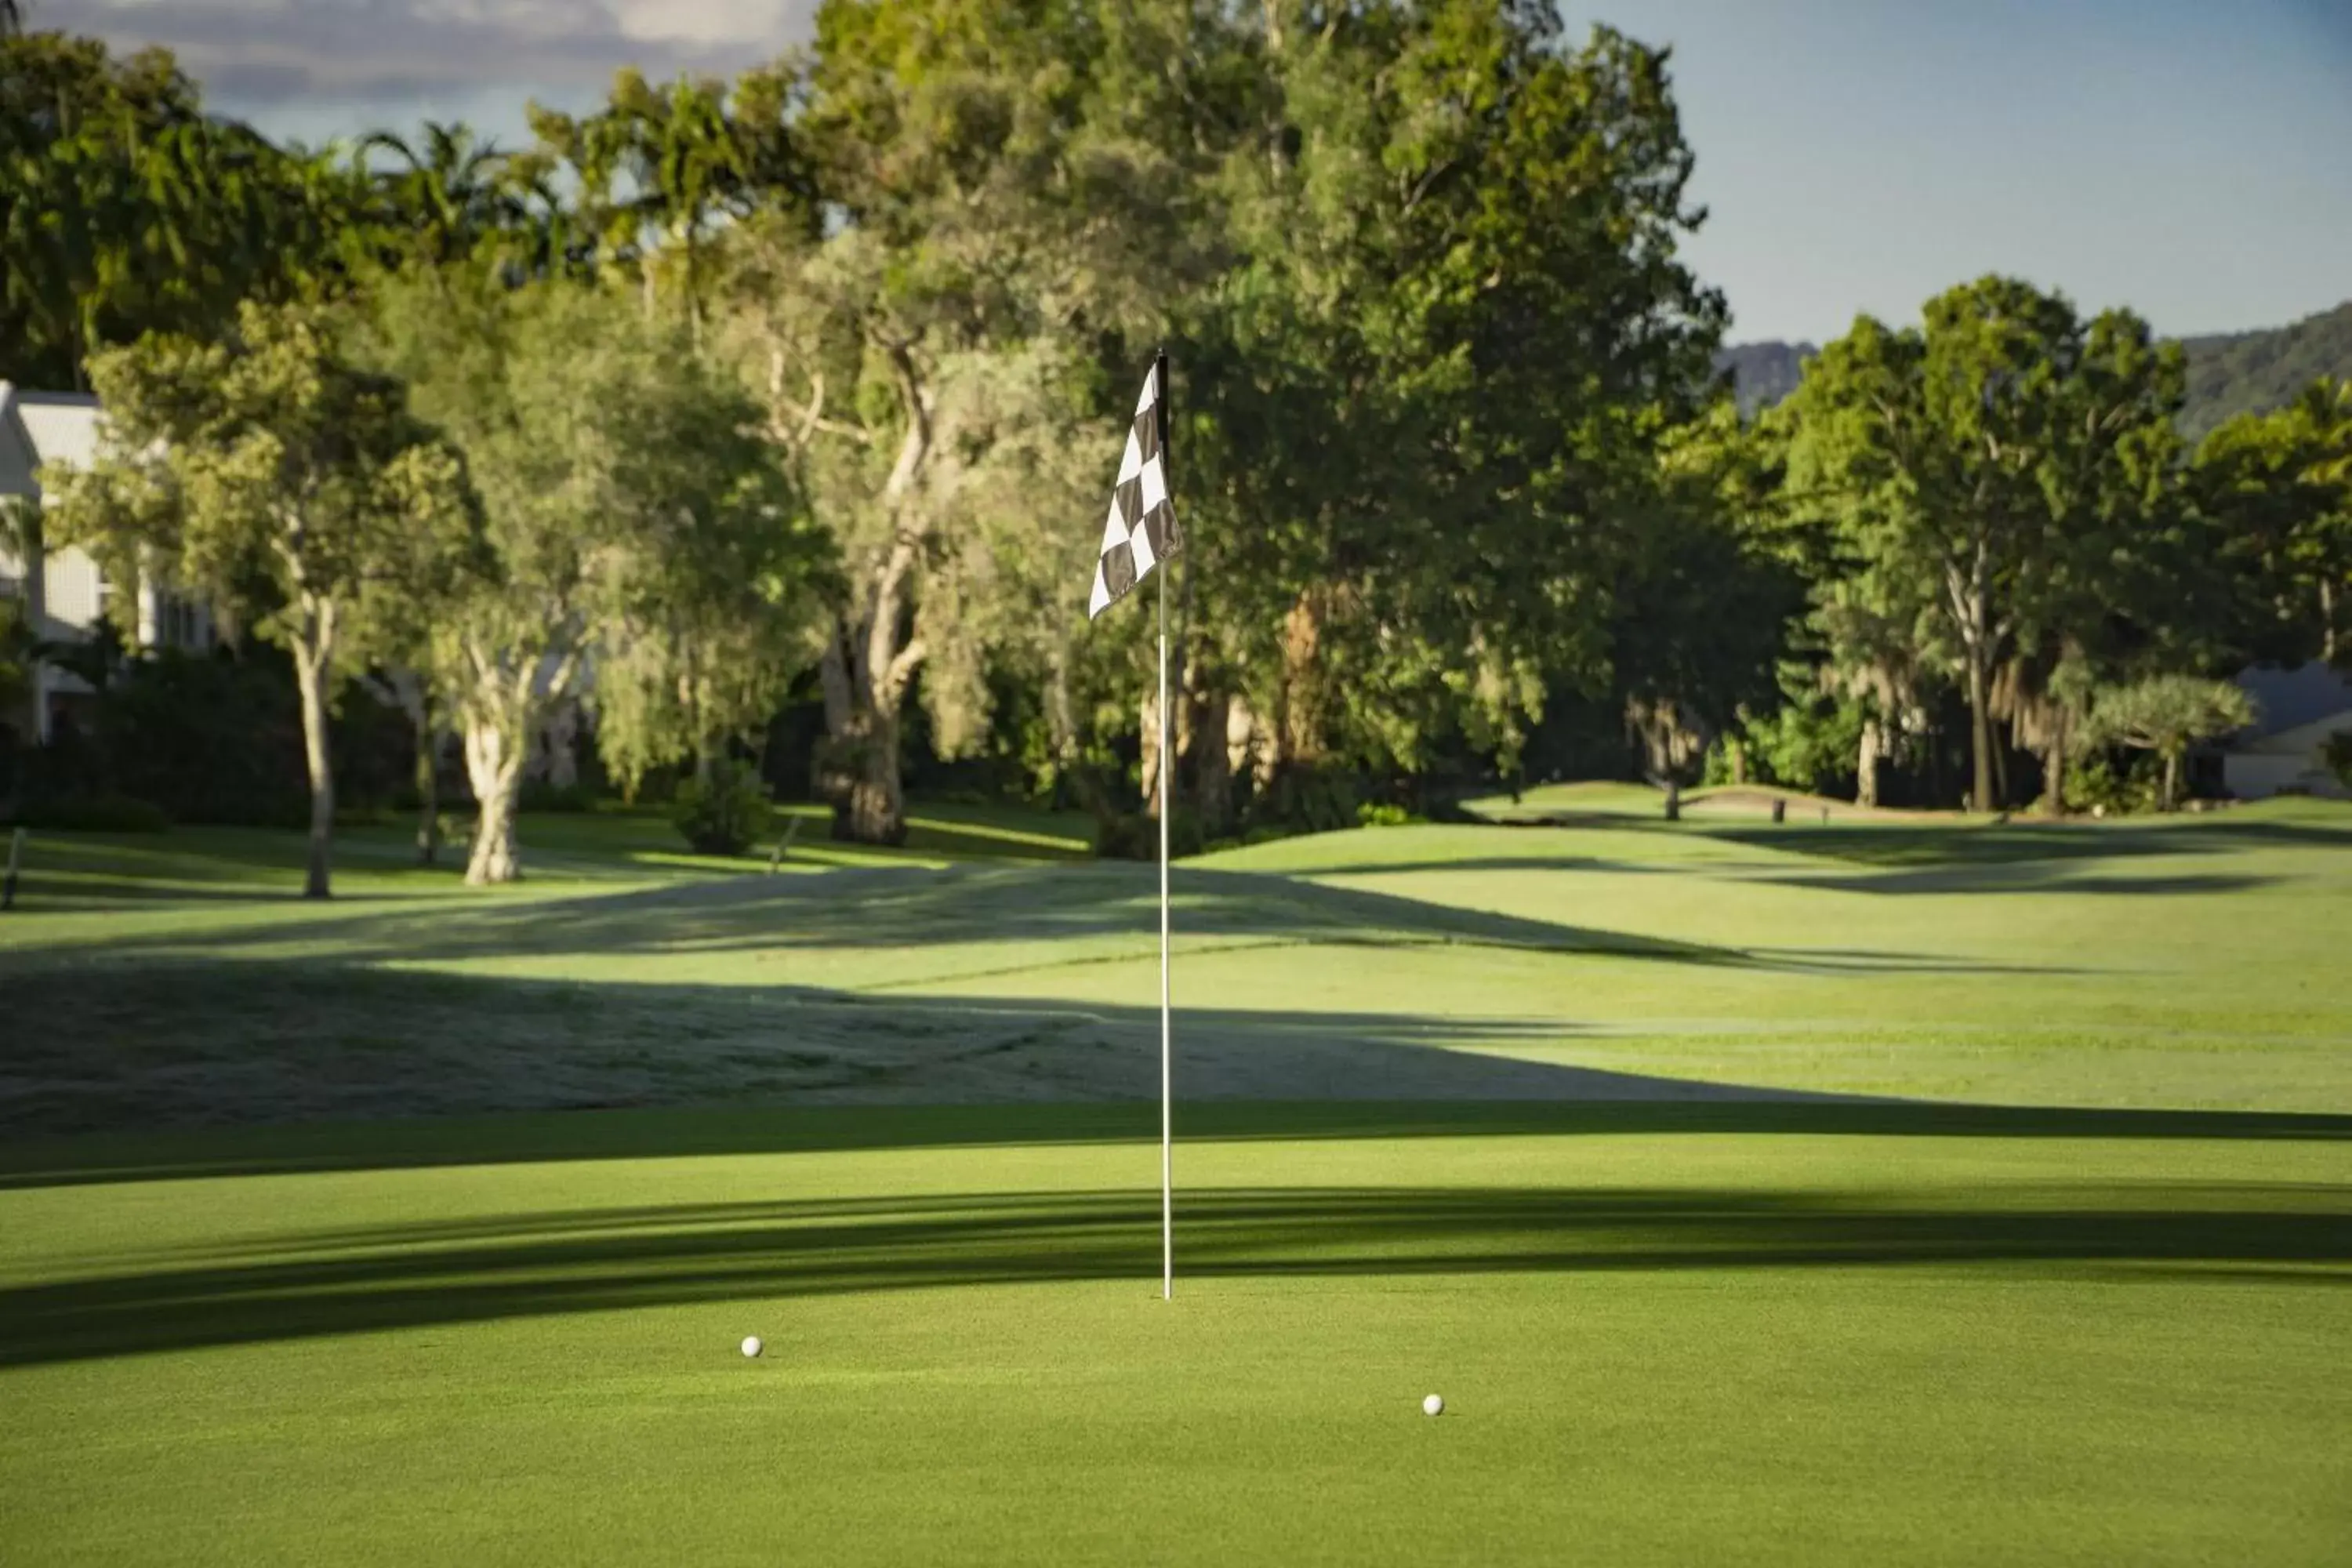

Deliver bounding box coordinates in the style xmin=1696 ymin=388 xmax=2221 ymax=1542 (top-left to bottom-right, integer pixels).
xmin=1087 ymin=358 xmax=1181 ymax=619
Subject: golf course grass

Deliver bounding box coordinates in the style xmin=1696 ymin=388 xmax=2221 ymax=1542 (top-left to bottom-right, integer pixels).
xmin=2 ymin=797 xmax=2348 ymax=1563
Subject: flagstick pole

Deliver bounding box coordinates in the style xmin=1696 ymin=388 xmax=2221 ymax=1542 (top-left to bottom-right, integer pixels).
xmin=1157 ymin=548 xmax=1173 ymax=1302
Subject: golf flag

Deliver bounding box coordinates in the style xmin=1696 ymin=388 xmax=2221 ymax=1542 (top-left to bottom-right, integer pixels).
xmin=1086 ymin=354 xmax=1180 ymax=1301
xmin=1087 ymin=358 xmax=1181 ymax=619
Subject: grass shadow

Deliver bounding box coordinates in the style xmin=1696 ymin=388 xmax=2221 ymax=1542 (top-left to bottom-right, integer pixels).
xmin=5 ymin=1177 xmax=2346 ymax=1369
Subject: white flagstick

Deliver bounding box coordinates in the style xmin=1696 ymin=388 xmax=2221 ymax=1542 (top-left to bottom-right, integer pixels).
xmin=1155 ymin=352 xmax=1174 ymax=1303
xmin=1157 ymin=515 xmax=1173 ymax=1301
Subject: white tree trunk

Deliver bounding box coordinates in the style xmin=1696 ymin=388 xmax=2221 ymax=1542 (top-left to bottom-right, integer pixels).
xmin=463 ymin=716 xmax=528 ymax=885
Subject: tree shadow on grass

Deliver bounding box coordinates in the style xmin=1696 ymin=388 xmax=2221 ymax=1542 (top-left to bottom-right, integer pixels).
xmin=1753 ymin=867 xmax=2282 ymax=898
xmin=0 ymin=958 xmax=1873 ymax=1149
xmin=9 ymin=1094 xmax=2352 ymax=1196
xmin=0 ymin=861 xmax=2090 ymax=978
xmin=3 ymin=1180 xmax=2346 ymax=1369
xmin=1702 ymin=816 xmax=2352 ymax=869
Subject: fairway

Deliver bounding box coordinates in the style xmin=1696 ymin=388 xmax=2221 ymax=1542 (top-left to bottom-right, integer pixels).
xmin=3 ymin=802 xmax=2350 ymax=1563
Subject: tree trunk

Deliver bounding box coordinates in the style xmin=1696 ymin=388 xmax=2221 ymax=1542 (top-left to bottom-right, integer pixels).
xmin=413 ymin=711 xmax=441 ymax=866
xmin=1965 ymin=651 xmax=1995 ymax=812
xmin=463 ymin=716 xmax=528 ymax=884
xmin=2323 ymin=577 xmax=2339 ymax=665
xmin=1856 ymin=718 xmax=1882 ymax=809
xmin=1279 ymin=590 xmax=1325 ymax=765
xmin=1727 ymin=735 xmax=1748 ymax=786
xmin=1663 ymin=779 xmax=1680 ymax=821
xmin=816 ymin=619 xmax=910 ymax=846
xmin=2042 ymin=719 xmax=2068 ymax=817
xmin=291 ymin=639 xmax=336 ymax=900
xmin=2161 ymin=748 xmax=2181 ymax=813
xmin=1192 ymin=689 xmax=1235 ymax=838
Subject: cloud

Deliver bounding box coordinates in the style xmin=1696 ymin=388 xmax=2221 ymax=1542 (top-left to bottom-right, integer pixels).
xmin=43 ymin=0 xmax=823 ymax=107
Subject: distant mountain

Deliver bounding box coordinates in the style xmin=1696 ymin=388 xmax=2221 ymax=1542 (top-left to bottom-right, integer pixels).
xmin=2176 ymin=301 xmax=2352 ymax=444
xmin=1714 ymin=299 xmax=2352 ymax=442
xmin=1712 ymin=340 xmax=1816 ymax=416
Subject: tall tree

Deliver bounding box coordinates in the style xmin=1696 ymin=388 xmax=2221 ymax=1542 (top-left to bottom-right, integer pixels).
xmin=724 ymin=0 xmax=1206 ymax=843
xmin=1783 ymin=278 xmax=2186 ymax=811
xmin=362 ymin=268 xmax=829 ymax=883
xmin=1179 ymin=5 xmax=1726 ymax=800
xmin=42 ymin=301 xmax=481 ymax=896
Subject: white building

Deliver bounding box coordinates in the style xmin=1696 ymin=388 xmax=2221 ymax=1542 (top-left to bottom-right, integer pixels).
xmin=0 ymin=382 xmax=213 ymax=744
xmin=2222 ymin=663 xmax=2352 ymax=801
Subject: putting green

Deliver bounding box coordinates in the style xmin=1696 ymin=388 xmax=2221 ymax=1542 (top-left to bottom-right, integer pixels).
xmin=4 ymin=1103 xmax=2349 ymax=1565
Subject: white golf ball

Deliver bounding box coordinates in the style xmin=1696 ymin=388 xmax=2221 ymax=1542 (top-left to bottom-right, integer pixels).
xmin=741 ymin=1335 xmax=764 ymax=1359
xmin=1422 ymin=1393 xmax=1444 ymax=1417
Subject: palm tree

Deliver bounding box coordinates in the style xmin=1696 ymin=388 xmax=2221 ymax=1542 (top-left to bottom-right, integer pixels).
xmin=360 ymin=120 xmax=516 ymax=267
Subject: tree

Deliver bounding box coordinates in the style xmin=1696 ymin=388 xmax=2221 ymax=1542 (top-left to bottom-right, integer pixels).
xmin=1783 ymin=278 xmax=2187 ymax=811
xmin=357 ymin=121 xmax=517 ymax=270
xmin=1178 ymin=6 xmax=1726 ymax=812
xmin=721 ymin=0 xmax=1204 ymax=842
xmin=529 ymin=64 xmax=811 ymax=336
xmin=361 ymin=267 xmax=827 ymax=883
xmin=2085 ymin=674 xmax=2253 ymax=811
xmin=1 ymin=33 xmax=354 ymax=388
xmin=42 ymin=300 xmax=480 ymax=896
xmin=2195 ymin=376 xmax=2352 ymax=667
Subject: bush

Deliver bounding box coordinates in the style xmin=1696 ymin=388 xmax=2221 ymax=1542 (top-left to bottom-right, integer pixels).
xmin=671 ymin=759 xmax=772 ymax=855
xmin=2065 ymin=753 xmax=2161 ymax=816
xmin=9 ymin=791 xmax=171 ymax=833
xmin=1355 ymin=801 xmax=1418 ymax=828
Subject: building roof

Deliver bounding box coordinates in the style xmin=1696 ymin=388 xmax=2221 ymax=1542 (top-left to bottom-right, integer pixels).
xmin=0 ymin=382 xmax=103 ymax=496
xmin=2234 ymin=662 xmax=2352 ymax=741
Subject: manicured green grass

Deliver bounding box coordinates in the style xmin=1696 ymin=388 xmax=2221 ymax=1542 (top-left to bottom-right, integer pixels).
xmin=6 ymin=797 xmax=2343 ymax=1123
xmin=2 ymin=795 xmax=2348 ymax=1561
xmin=3 ymin=1103 xmax=2348 ymax=1566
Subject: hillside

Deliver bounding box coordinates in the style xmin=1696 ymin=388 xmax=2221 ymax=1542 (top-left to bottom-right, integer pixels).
xmin=1716 ymin=299 xmax=2352 ymax=441
xmin=2177 ymin=300 xmax=2352 ymax=443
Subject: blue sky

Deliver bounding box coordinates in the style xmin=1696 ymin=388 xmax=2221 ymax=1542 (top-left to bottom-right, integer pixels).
xmin=51 ymin=0 xmax=2352 ymax=343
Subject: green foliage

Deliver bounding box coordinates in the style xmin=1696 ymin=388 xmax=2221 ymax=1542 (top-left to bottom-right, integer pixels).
xmin=0 ymin=32 xmax=361 ymax=388
xmin=670 ymin=758 xmax=772 ymax=855
xmin=2324 ymin=731 xmax=2352 ymax=790
xmin=2193 ymin=377 xmax=2352 ymax=667
xmin=1724 ymin=676 xmax=1867 ymax=795
xmin=2085 ymin=674 xmax=2255 ymax=810
xmin=2063 ymin=751 xmax=2162 ymax=817
xmin=42 ymin=298 xmax=481 ymax=895
xmin=1783 ymin=277 xmax=2190 ymax=811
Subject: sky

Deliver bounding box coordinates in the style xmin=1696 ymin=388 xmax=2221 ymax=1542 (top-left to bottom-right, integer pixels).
xmin=43 ymin=0 xmax=2352 ymax=344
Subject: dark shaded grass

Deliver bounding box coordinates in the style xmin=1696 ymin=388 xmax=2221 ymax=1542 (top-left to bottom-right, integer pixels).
xmin=9 ymin=1100 xmax=2352 ymax=1193
xmin=6 ymin=1177 xmax=2347 ymax=1370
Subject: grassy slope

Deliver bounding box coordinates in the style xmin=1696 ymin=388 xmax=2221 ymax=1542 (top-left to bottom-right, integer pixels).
xmin=2 ymin=800 xmax=2348 ymax=1123
xmin=2 ymin=799 xmax=2349 ymax=1563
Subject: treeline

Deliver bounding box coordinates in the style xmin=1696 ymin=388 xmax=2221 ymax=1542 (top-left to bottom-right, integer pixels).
xmin=2 ymin=3 xmax=2347 ymax=898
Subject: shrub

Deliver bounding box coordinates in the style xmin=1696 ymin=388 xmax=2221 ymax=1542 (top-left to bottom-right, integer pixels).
xmin=1355 ymin=801 xmax=1417 ymax=828
xmin=671 ymin=759 xmax=772 ymax=855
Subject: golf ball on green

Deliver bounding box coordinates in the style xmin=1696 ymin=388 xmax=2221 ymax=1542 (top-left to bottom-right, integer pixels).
xmin=741 ymin=1336 xmax=763 ymax=1358
xmin=1422 ymin=1394 xmax=1443 ymax=1416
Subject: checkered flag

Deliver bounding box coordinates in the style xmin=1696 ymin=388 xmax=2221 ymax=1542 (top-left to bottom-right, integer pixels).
xmin=1087 ymin=357 xmax=1181 ymax=619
